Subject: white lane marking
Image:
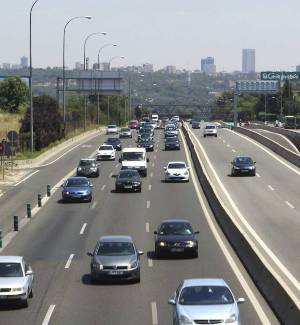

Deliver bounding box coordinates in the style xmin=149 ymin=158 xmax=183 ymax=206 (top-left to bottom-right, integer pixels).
xmin=0 ymin=191 xmax=4 ymax=198
xmin=268 ymin=185 xmax=275 ymax=191
xmin=147 ymin=200 xmax=150 ymax=209
xmin=148 ymin=184 xmax=152 ymax=191
xmin=150 ymin=172 xmax=153 ymax=177
xmin=222 ymin=139 xmax=226 ymax=143
xmin=285 ymin=201 xmax=295 ymax=209
xmin=152 ymin=163 xmax=155 ymax=167
xmin=64 ymin=254 xmax=75 ymax=269
xmin=109 ymin=172 xmax=113 ymax=177
xmin=151 ymin=302 xmax=158 ymax=325
xmin=115 ymin=164 xmax=119 ymax=168
xmin=148 ymin=258 xmax=153 ymax=267
xmin=155 ymin=149 xmax=158 ymax=153
xmin=14 ymin=170 xmax=40 ymax=187
xmin=91 ymin=201 xmax=97 ymax=209
xmin=232 ymin=149 xmax=236 ymax=153
xmin=101 ymin=184 xmax=106 ymax=191
xmin=80 ymin=223 xmax=87 ymax=235
xmin=182 ymin=128 xmax=272 ymax=323
xmin=256 ymin=173 xmax=261 ymax=178
xmin=146 ymin=222 xmax=150 ymax=233
xmin=42 ymin=305 xmax=56 ymax=325
xmin=224 ymin=129 xmax=300 ymax=176
xmin=186 ymin=126 xmax=300 ymax=307
xmin=226 ymin=144 xmax=230 ymax=147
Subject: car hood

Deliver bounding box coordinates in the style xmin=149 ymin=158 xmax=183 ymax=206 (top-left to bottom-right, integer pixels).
xmin=166 ymin=168 xmax=187 ymax=175
xmin=116 ymin=176 xmax=140 ymax=183
xmin=122 ymin=161 xmax=146 ymax=167
xmin=157 ymin=234 xmax=195 ymax=242
xmin=63 ymin=186 xmax=91 ymax=192
xmin=178 ymin=303 xmax=236 ymax=321
xmin=98 ymin=150 xmax=114 ymax=155
xmin=0 ymin=277 xmax=27 ymax=288
xmin=94 ymin=255 xmax=136 ymax=266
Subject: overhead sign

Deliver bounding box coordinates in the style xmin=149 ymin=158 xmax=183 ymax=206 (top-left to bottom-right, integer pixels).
xmin=236 ymin=80 xmax=279 ymax=94
xmin=260 ymin=71 xmax=300 ymax=81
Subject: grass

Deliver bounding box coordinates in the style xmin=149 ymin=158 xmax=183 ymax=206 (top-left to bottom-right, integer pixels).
xmin=0 ymin=113 xmax=22 ymax=140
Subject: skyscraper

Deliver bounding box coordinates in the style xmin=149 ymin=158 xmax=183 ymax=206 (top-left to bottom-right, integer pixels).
xmin=20 ymin=56 xmax=28 ymax=68
xmin=242 ymin=49 xmax=255 ymax=73
xmin=201 ymin=57 xmax=216 ymax=75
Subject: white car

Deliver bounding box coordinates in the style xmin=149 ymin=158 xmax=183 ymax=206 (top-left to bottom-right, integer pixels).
xmin=119 ymin=128 xmax=132 ymax=138
xmin=203 ymin=124 xmax=217 ymax=137
xmin=106 ymin=124 xmax=118 ymax=134
xmin=96 ymin=144 xmax=116 ymax=160
xmin=164 ymin=161 xmax=189 ymax=182
xmin=0 ymin=256 xmax=34 ymax=307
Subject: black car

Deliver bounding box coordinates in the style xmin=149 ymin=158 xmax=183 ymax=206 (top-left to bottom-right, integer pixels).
xmin=105 ymin=137 xmax=122 ymax=151
xmin=115 ymin=169 xmax=142 ymax=192
xmin=154 ymin=219 xmax=199 ymax=258
xmin=76 ymin=159 xmax=99 ymax=177
xmin=231 ymin=156 xmax=256 ymax=176
xmin=192 ymin=121 xmax=200 ymax=129
xmin=165 ymin=137 xmax=180 ymax=150
xmin=138 ymin=139 xmax=154 ymax=151
xmin=138 ymin=133 xmax=153 ymax=142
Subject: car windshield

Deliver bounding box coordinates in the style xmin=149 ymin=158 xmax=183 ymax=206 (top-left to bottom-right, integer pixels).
xmin=121 ymin=128 xmax=130 ymax=132
xmin=0 ymin=263 xmax=23 ymax=277
xmin=66 ymin=178 xmax=89 ymax=187
xmin=179 ymin=286 xmax=234 ymax=305
xmin=168 ymin=163 xmax=186 ymax=169
xmin=119 ymin=170 xmax=139 ymax=178
xmin=107 ymin=138 xmax=119 ymax=143
xmin=205 ymin=125 xmax=216 ymax=129
xmin=159 ymin=223 xmax=193 ymax=235
xmin=235 ymin=157 xmax=253 ymax=165
xmin=97 ymin=242 xmax=135 ymax=256
xmin=100 ymin=146 xmax=113 ymax=151
xmin=123 ymin=152 xmax=144 ymax=161
xmin=108 ymin=125 xmax=117 ymax=128
xmin=79 ymin=160 xmax=95 ymax=167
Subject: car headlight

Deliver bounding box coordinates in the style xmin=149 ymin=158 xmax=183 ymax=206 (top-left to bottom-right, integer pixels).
xmin=186 ymin=241 xmax=195 ymax=247
xmin=12 ymin=287 xmax=24 ymax=292
xmin=92 ymin=263 xmax=103 ymax=270
xmin=159 ymin=241 xmax=166 ymax=247
xmin=78 ymin=167 xmax=82 ymax=171
xmin=249 ymin=166 xmax=255 ymax=169
xmin=179 ymin=314 xmax=193 ymax=324
xmin=166 ymin=172 xmax=170 ymax=176
xmin=65 ymin=191 xmax=70 ymax=195
xmin=233 ymin=166 xmax=240 ymax=169
xmin=184 ymin=171 xmax=189 ymax=175
xmin=129 ymin=260 xmax=138 ymax=269
xmin=225 ymin=313 xmax=237 ymax=323
xmin=91 ymin=167 xmax=97 ymax=171
xmin=133 ymin=182 xmax=140 ymax=185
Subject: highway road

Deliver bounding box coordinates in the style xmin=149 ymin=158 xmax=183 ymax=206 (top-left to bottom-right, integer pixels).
xmin=0 ymin=129 xmax=279 ymax=324
xmin=187 ymin=123 xmax=300 ymax=302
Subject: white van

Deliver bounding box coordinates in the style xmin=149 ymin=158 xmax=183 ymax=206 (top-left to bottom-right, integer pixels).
xmin=151 ymin=114 xmax=159 ymax=121
xmin=119 ymin=148 xmax=149 ymax=177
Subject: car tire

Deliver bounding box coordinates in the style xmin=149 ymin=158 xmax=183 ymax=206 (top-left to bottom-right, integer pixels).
xmin=138 ymin=187 xmax=142 ymax=193
xmin=88 ymin=196 xmax=92 ymax=202
xmin=29 ymin=288 xmax=33 ymax=298
xmin=143 ymin=171 xmax=147 ymax=177
xmin=96 ymin=171 xmax=99 ymax=177
xmin=193 ymin=250 xmax=198 ymax=258
xmin=203 ymin=134 xmax=206 ymax=138
xmin=22 ymin=297 xmax=28 ymax=308
xmin=135 ymin=271 xmax=141 ymax=283
xmin=215 ymin=134 xmax=218 ymax=137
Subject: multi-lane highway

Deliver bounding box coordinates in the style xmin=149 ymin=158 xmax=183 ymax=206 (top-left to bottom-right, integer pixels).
xmin=0 ymin=128 xmax=279 ymax=324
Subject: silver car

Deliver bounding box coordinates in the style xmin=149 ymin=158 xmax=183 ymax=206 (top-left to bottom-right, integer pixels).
xmin=168 ymin=279 xmax=245 ymax=325
xmin=87 ymin=236 xmax=143 ymax=283
xmin=0 ymin=256 xmax=34 ymax=307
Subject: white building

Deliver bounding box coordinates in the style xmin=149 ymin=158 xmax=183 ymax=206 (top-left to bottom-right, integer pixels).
xmin=75 ymin=62 xmax=83 ymax=70
xmin=20 ymin=56 xmax=28 ymax=68
xmin=242 ymin=49 xmax=255 ymax=73
xmin=165 ymin=65 xmax=176 ymax=74
xmin=2 ymin=63 xmax=11 ymax=69
xmin=142 ymin=63 xmax=154 ymax=73
xmin=201 ymin=57 xmax=216 ymax=75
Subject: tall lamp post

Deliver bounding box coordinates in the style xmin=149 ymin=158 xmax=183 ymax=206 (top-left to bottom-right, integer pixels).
xmin=62 ymin=15 xmax=92 ymax=129
xmin=29 ymin=0 xmax=41 ymax=152
xmin=97 ymin=43 xmax=117 ymax=70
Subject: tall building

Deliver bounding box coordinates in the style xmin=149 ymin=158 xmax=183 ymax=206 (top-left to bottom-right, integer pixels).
xmin=296 ymin=65 xmax=300 ymax=72
xmin=2 ymin=63 xmax=11 ymax=69
xmin=20 ymin=56 xmax=28 ymax=68
xmin=201 ymin=57 xmax=216 ymax=75
xmin=142 ymin=63 xmax=154 ymax=73
xmin=75 ymin=62 xmax=83 ymax=70
xmin=165 ymin=65 xmax=176 ymax=74
xmin=242 ymin=49 xmax=255 ymax=73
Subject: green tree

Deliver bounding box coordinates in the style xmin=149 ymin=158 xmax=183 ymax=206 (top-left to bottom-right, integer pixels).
xmin=0 ymin=77 xmax=28 ymax=113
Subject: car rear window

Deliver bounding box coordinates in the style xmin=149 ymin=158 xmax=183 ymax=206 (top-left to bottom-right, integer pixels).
xmin=235 ymin=157 xmax=253 ymax=164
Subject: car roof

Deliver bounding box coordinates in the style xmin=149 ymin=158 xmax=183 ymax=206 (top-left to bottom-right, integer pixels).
xmin=67 ymin=176 xmax=88 ymax=180
xmin=106 ymin=138 xmax=119 ymax=141
xmin=108 ymin=124 xmax=117 ymax=127
xmin=98 ymin=235 xmax=133 ymax=242
xmin=100 ymin=144 xmax=113 ymax=148
xmin=80 ymin=158 xmax=95 ymax=161
xmin=234 ymin=156 xmax=252 ymax=159
xmin=0 ymin=256 xmax=23 ymax=263
xmin=168 ymin=161 xmax=186 ymax=164
xmin=123 ymin=148 xmax=146 ymax=153
xmin=160 ymin=219 xmax=191 ymax=224
xmin=182 ymin=278 xmax=228 ymax=287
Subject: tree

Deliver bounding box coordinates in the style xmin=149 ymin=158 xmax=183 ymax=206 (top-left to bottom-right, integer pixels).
xmin=0 ymin=77 xmax=28 ymax=113
xmin=20 ymin=95 xmax=63 ymax=151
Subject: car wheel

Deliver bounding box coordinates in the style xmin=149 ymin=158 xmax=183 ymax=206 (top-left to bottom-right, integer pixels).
xmin=192 ymin=250 xmax=198 ymax=258
xmin=135 ymin=271 xmax=141 ymax=283
xmin=29 ymin=288 xmax=33 ymax=298
xmin=115 ymin=187 xmax=119 ymax=193
xmin=252 ymin=171 xmax=256 ymax=176
xmin=203 ymin=134 xmax=206 ymax=138
xmin=138 ymin=187 xmax=142 ymax=193
xmin=231 ymin=170 xmax=235 ymax=177
xmin=21 ymin=297 xmax=28 ymax=308
xmin=96 ymin=171 xmax=99 ymax=177
xmin=88 ymin=196 xmax=92 ymax=202
xmin=143 ymin=171 xmax=147 ymax=177
xmin=215 ymin=134 xmax=218 ymax=137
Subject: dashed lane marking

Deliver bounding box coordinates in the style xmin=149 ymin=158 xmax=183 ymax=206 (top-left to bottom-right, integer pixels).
xmin=42 ymin=305 xmax=56 ymax=325
xmin=64 ymin=254 xmax=75 ymax=269
xmin=146 ymin=222 xmax=150 ymax=232
xmin=148 ymin=258 xmax=153 ymax=267
xmin=148 ymin=184 xmax=152 ymax=191
xmin=101 ymin=185 xmax=106 ymax=191
xmin=285 ymin=201 xmax=295 ymax=209
xmin=268 ymin=185 xmax=275 ymax=191
xmin=80 ymin=223 xmax=87 ymax=235
xmin=151 ymin=302 xmax=158 ymax=324
xmin=147 ymin=200 xmax=151 ymax=209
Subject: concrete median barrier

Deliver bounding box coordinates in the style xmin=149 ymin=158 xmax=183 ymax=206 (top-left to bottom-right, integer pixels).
xmin=182 ymin=125 xmax=300 ymax=325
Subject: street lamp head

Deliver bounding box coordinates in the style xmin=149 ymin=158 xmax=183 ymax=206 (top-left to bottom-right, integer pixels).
xmin=85 ymin=16 xmax=92 ymax=19
xmin=101 ymin=32 xmax=107 ymax=35
xmin=120 ymin=56 xmax=125 ymax=59
xmin=113 ymin=44 xmax=118 ymax=46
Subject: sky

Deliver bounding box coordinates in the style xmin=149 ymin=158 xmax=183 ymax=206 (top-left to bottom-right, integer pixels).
xmin=1 ymin=0 xmax=300 ymax=72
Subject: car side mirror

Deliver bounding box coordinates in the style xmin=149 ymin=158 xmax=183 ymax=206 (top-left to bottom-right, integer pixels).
xmin=194 ymin=231 xmax=200 ymax=234
xmin=111 ymin=174 xmax=117 ymax=178
xmin=253 ymin=161 xmax=256 ymax=164
xmin=60 ymin=184 xmax=64 ymax=187
xmin=168 ymin=298 xmax=176 ymax=305
xmin=90 ymin=184 xmax=94 ymax=187
xmin=163 ymin=167 xmax=167 ymax=170
xmin=25 ymin=270 xmax=33 ymax=276
xmin=237 ymin=298 xmax=245 ymax=304
xmin=147 ymin=158 xmax=150 ymax=162
xmin=119 ymin=158 xmax=122 ymax=163
xmin=138 ymin=251 xmax=144 ymax=256
xmin=87 ymin=252 xmax=93 ymax=257
xmin=154 ymin=231 xmax=157 ymax=235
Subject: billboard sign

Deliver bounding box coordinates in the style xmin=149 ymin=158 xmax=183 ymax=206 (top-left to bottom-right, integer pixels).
xmin=236 ymin=80 xmax=279 ymax=94
xmin=260 ymin=71 xmax=300 ymax=81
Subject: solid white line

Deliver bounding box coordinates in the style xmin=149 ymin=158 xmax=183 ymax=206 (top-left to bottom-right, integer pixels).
xmin=285 ymin=201 xmax=295 ymax=209
xmin=256 ymin=173 xmax=261 ymax=178
xmin=226 ymin=144 xmax=230 ymax=147
xmin=109 ymin=172 xmax=113 ymax=177
xmin=42 ymin=305 xmax=56 ymax=325
xmin=115 ymin=163 xmax=119 ymax=168
xmin=147 ymin=200 xmax=150 ymax=209
xmin=181 ymin=128 xmax=272 ymax=323
xmin=148 ymin=258 xmax=153 ymax=267
xmin=91 ymin=201 xmax=97 ymax=209
xmin=232 ymin=149 xmax=236 ymax=153
xmin=146 ymin=222 xmax=150 ymax=233
xmin=14 ymin=170 xmax=40 ymax=187
xmin=268 ymin=185 xmax=275 ymax=191
xmin=80 ymin=223 xmax=87 ymax=235
xmin=148 ymin=184 xmax=152 ymax=191
xmin=64 ymin=254 xmax=75 ymax=269
xmin=150 ymin=172 xmax=153 ymax=177
xmin=101 ymin=184 xmax=106 ymax=191
xmin=151 ymin=302 xmax=158 ymax=325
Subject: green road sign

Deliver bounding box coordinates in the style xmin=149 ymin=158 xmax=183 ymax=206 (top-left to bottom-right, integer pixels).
xmin=261 ymin=71 xmax=300 ymax=81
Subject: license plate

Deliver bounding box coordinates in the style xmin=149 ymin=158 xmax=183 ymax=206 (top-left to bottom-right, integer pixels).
xmin=124 ymin=186 xmax=132 ymax=189
xmin=108 ymin=270 xmax=123 ymax=275
xmin=241 ymin=170 xmax=249 ymax=173
xmin=171 ymin=248 xmax=184 ymax=252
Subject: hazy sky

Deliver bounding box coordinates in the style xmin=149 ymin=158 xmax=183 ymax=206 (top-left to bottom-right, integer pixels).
xmin=1 ymin=0 xmax=300 ymax=71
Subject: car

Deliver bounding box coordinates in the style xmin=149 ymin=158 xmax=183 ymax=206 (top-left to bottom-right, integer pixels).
xmin=192 ymin=121 xmax=200 ymax=129
xmin=168 ymin=279 xmax=245 ymax=325
xmin=0 ymin=256 xmax=34 ymax=307
xmin=137 ymin=139 xmax=155 ymax=151
xmin=76 ymin=159 xmax=99 ymax=177
xmin=231 ymin=156 xmax=256 ymax=176
xmin=106 ymin=124 xmax=118 ymax=134
xmin=154 ymin=220 xmax=199 ymax=258
xmin=203 ymin=124 xmax=218 ymax=137
xmin=115 ymin=169 xmax=142 ymax=192
xmin=171 ymin=115 xmax=180 ymax=122
xmin=138 ymin=133 xmax=153 ymax=143
xmin=87 ymin=236 xmax=143 ymax=283
xmin=165 ymin=127 xmax=178 ymax=138
xmin=96 ymin=144 xmax=116 ymax=161
xmin=119 ymin=147 xmax=149 ymax=177
xmin=61 ymin=177 xmax=93 ymax=202
xmin=138 ymin=128 xmax=154 ymax=140
xmin=128 ymin=120 xmax=139 ymax=129
xmin=189 ymin=119 xmax=195 ymax=125
xmin=164 ymin=161 xmax=189 ymax=182
xmin=119 ymin=128 xmax=132 ymax=138
xmin=165 ymin=137 xmax=180 ymax=150
xmin=105 ymin=137 xmax=122 ymax=151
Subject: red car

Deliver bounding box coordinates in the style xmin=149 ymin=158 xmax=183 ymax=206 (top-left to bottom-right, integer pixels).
xmin=128 ymin=120 xmax=139 ymax=129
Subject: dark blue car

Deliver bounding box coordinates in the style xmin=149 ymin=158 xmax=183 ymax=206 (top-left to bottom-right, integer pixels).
xmin=231 ymin=156 xmax=256 ymax=176
xmin=61 ymin=177 xmax=93 ymax=202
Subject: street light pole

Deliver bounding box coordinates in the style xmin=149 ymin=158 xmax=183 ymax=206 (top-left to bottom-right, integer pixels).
xmin=83 ymin=32 xmax=107 ymax=71
xmin=62 ymin=16 xmax=92 ymax=129
xmin=97 ymin=43 xmax=117 ymax=70
xmin=29 ymin=0 xmax=40 ymax=152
